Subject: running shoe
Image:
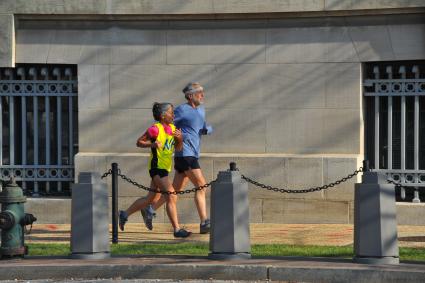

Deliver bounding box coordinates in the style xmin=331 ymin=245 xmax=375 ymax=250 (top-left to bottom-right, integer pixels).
xmin=119 ymin=210 xmax=128 ymax=231
xmin=140 ymin=205 xmax=156 ymax=231
xmin=173 ymin=228 xmax=192 ymax=238
xmin=200 ymin=219 xmax=211 ymax=234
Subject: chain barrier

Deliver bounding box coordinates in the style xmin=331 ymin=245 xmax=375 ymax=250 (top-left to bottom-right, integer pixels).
xmin=241 ymin=167 xmax=364 ymax=194
xmin=116 ymin=171 xmax=214 ymax=195
xmin=100 ymin=163 xmax=414 ymax=195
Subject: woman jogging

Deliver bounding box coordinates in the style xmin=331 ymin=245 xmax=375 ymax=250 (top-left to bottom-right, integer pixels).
xmin=119 ymin=102 xmax=191 ymax=238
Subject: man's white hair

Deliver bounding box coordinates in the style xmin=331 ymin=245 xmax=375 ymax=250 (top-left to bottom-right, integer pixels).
xmin=182 ymin=82 xmax=203 ymax=99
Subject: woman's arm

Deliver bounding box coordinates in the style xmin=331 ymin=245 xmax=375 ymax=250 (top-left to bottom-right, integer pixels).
xmin=136 ymin=131 xmax=162 ymax=149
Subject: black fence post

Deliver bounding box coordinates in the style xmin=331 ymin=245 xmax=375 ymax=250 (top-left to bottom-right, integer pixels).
xmin=363 ymin=160 xmax=370 ymax=172
xmin=229 ymin=162 xmax=237 ymax=171
xmin=111 ymin=162 xmax=119 ymax=244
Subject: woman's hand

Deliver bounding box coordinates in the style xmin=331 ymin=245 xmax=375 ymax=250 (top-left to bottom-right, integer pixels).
xmin=152 ymin=140 xmax=162 ymax=149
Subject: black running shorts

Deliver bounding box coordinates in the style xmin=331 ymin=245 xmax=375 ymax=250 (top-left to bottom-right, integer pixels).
xmin=149 ymin=168 xmax=169 ymax=178
xmin=174 ymin=156 xmax=201 ymax=173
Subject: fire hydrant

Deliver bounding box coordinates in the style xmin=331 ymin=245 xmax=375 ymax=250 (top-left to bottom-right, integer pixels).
xmin=0 ymin=178 xmax=37 ymax=259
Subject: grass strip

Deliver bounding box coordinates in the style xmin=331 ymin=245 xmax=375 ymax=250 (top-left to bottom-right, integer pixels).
xmin=27 ymin=243 xmax=425 ymax=261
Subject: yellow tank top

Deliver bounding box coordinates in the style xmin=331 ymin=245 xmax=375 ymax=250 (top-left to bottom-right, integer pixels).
xmin=148 ymin=123 xmax=176 ymax=172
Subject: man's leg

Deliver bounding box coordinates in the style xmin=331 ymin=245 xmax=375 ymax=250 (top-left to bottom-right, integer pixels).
xmin=184 ymin=168 xmax=208 ymax=223
xmin=173 ymin=171 xmax=190 ymax=193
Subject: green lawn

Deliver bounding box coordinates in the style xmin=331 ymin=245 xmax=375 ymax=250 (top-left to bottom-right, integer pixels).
xmin=27 ymin=243 xmax=425 ymax=261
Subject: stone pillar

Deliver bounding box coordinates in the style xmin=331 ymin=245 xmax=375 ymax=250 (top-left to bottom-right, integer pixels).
xmin=71 ymin=172 xmax=110 ymax=259
xmin=353 ymin=171 xmax=399 ymax=264
xmin=0 ymin=14 xmax=15 ymax=67
xmin=209 ymin=162 xmax=251 ymax=260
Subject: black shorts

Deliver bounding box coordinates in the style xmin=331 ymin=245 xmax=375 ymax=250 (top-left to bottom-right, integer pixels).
xmin=149 ymin=168 xmax=169 ymax=178
xmin=174 ymin=156 xmax=201 ymax=173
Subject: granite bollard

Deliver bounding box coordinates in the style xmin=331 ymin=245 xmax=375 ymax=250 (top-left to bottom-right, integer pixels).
xmin=209 ymin=162 xmax=251 ymax=260
xmin=71 ymin=172 xmax=110 ymax=259
xmin=353 ymin=171 xmax=399 ymax=264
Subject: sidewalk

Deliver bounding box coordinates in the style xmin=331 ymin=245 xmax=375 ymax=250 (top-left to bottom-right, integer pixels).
xmin=26 ymin=223 xmax=425 ymax=247
xmin=1 ymin=223 xmax=424 ymax=282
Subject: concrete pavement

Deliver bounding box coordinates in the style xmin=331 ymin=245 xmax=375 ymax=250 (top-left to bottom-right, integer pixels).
xmin=1 ymin=254 xmax=425 ymax=282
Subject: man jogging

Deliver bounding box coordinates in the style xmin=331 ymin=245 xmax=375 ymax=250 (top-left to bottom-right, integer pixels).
xmin=142 ymin=82 xmax=213 ymax=234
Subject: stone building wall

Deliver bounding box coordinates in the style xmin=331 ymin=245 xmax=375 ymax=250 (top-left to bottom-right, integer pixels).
xmin=1 ymin=1 xmax=425 ymax=224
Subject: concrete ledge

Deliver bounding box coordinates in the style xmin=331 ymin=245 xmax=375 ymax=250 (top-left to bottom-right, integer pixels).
xmin=268 ymin=261 xmax=425 ymax=283
xmin=1 ymin=256 xmax=425 ymax=282
xmin=6 ymin=0 xmax=425 ymax=15
xmin=0 ymin=257 xmax=268 ymax=281
xmin=26 ymin=196 xmax=425 ymax=225
xmin=26 ymin=198 xmax=71 ymax=224
xmin=397 ymin=203 xmax=425 ymax=225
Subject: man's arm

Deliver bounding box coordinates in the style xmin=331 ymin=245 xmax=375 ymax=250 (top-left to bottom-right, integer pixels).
xmin=173 ymin=105 xmax=183 ymax=125
xmin=201 ymin=123 xmax=213 ymax=135
xmin=198 ymin=106 xmax=213 ymax=135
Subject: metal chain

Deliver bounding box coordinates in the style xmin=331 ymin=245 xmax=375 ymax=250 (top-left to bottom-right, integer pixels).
xmin=100 ymin=164 xmax=413 ymax=195
xmin=100 ymin=169 xmax=112 ymax=179
xmin=241 ymin=167 xmax=364 ymax=194
xmin=117 ymin=171 xmax=215 ymax=195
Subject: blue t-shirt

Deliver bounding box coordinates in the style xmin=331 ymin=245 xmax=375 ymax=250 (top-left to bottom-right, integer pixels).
xmin=174 ymin=103 xmax=213 ymax=158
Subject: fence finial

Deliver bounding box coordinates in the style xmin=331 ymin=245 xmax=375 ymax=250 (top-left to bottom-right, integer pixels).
xmin=229 ymin=162 xmax=237 ymax=171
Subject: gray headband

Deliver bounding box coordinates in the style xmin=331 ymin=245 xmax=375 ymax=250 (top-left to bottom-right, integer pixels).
xmin=182 ymin=83 xmax=203 ymax=95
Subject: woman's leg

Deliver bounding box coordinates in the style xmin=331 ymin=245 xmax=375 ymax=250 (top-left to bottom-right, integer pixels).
xmin=151 ymin=174 xmax=191 ymax=237
xmin=152 ymin=171 xmax=189 ymax=211
xmin=151 ymin=175 xmax=180 ymax=230
xmin=125 ymin=180 xmax=160 ymax=216
xmin=120 ymin=181 xmax=161 ymax=231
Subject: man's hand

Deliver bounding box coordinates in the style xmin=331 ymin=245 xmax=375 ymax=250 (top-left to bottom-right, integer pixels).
xmin=174 ymin=128 xmax=182 ymax=142
xmin=200 ymin=125 xmax=213 ymax=135
xmin=174 ymin=128 xmax=183 ymax=151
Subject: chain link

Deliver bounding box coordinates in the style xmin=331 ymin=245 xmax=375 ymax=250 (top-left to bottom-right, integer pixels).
xmin=100 ymin=169 xmax=112 ymax=179
xmin=241 ymin=167 xmax=363 ymax=194
xmin=117 ymin=171 xmax=215 ymax=195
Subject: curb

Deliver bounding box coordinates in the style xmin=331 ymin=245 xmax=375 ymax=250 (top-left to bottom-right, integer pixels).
xmin=1 ymin=256 xmax=425 ymax=282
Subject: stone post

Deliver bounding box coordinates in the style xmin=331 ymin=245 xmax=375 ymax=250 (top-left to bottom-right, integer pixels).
xmin=209 ymin=162 xmax=251 ymax=260
xmin=70 ymin=172 xmax=110 ymax=259
xmin=0 ymin=14 xmax=15 ymax=67
xmin=353 ymin=171 xmax=399 ymax=264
